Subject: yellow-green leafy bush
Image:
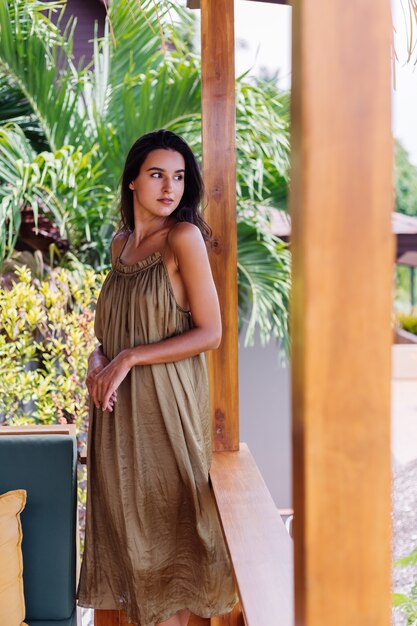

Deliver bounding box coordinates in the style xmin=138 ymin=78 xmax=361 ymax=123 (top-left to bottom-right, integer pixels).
xmin=397 ymin=312 xmax=417 ymax=336
xmin=0 ymin=263 xmax=102 ymax=427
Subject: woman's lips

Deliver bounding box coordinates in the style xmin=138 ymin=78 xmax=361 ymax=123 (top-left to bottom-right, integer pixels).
xmin=158 ymin=199 xmax=174 ymax=205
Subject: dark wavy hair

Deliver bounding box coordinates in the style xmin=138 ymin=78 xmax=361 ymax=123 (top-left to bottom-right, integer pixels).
xmin=119 ymin=129 xmax=211 ymax=240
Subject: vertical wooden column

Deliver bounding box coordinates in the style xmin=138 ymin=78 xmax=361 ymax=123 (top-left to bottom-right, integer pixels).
xmin=201 ymin=0 xmax=239 ymax=452
xmin=290 ymin=2 xmax=393 ymax=626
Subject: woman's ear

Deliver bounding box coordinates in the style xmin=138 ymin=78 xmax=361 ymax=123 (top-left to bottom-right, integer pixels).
xmin=129 ymin=182 xmax=134 ymax=190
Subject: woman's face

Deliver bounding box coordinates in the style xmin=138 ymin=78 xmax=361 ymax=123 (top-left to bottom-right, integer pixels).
xmin=129 ymin=149 xmax=185 ymax=219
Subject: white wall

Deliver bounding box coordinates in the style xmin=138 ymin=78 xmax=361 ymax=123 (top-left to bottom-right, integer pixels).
xmin=238 ymin=333 xmax=292 ymax=508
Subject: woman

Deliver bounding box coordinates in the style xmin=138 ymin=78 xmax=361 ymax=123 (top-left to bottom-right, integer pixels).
xmin=77 ymin=129 xmax=238 ymax=626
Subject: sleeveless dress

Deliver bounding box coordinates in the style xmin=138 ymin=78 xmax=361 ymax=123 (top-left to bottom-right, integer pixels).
xmin=77 ymin=248 xmax=238 ymax=626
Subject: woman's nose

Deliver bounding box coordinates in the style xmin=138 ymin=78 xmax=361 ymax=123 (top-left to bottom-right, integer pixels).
xmin=162 ymin=177 xmax=173 ymax=192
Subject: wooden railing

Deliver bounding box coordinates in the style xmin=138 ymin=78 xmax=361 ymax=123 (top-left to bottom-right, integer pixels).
xmin=210 ymin=443 xmax=294 ymax=626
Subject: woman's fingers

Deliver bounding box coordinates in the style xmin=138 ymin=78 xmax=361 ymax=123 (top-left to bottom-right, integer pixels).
xmin=105 ymin=391 xmax=118 ymax=414
xmin=92 ymin=373 xmax=114 ymax=412
xmin=86 ymin=353 xmax=110 ymax=405
xmin=91 ymin=352 xmax=129 ymax=412
xmin=98 ymin=356 xmax=130 ymax=412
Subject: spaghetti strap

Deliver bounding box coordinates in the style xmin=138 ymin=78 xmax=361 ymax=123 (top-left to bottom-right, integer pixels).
xmin=111 ymin=231 xmax=130 ymax=267
xmin=117 ymin=233 xmax=130 ymax=261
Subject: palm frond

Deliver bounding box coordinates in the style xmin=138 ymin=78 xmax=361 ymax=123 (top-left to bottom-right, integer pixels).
xmin=0 ymin=74 xmax=48 ymax=151
xmin=0 ymin=124 xmax=115 ymax=265
xmin=235 ymin=79 xmax=290 ymax=207
xmin=0 ymin=0 xmax=87 ymax=151
xmin=0 ymin=123 xmax=35 ymax=257
xmin=237 ymin=218 xmax=291 ymax=352
xmin=107 ymin=0 xmax=171 ymax=79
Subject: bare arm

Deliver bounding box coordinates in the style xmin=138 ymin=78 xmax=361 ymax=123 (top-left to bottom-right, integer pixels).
xmin=92 ymin=223 xmax=221 ymax=410
xmin=129 ymin=222 xmax=221 ymax=363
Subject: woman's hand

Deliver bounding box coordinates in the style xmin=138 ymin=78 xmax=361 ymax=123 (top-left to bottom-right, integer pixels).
xmin=91 ymin=350 xmax=132 ymax=413
xmin=86 ymin=346 xmax=118 ymax=412
xmin=87 ymin=344 xmax=108 ymax=374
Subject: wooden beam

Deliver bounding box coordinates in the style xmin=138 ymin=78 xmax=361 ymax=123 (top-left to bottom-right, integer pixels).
xmin=201 ymin=0 xmax=239 ymax=451
xmin=290 ymin=1 xmax=393 ymax=625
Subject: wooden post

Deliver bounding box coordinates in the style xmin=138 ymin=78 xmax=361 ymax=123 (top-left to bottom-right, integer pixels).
xmin=200 ymin=3 xmax=242 ymax=625
xmin=201 ymin=0 xmax=239 ymax=452
xmin=290 ymin=1 xmax=393 ymax=625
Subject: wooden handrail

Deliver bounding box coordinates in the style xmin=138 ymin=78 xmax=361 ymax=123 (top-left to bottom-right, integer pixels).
xmin=210 ymin=443 xmax=294 ymax=626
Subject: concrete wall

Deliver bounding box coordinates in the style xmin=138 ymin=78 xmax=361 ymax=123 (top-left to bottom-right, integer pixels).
xmin=238 ymin=333 xmax=292 ymax=508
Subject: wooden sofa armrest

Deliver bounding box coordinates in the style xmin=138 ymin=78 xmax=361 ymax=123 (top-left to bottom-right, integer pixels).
xmin=0 ymin=424 xmax=76 ymax=436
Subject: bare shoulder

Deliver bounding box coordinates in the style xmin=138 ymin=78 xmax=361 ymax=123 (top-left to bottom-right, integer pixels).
xmin=111 ymin=229 xmax=130 ymax=264
xmin=167 ymin=222 xmax=206 ymax=256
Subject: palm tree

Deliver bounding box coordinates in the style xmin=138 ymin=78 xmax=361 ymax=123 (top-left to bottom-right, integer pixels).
xmin=0 ymin=0 xmax=290 ymax=348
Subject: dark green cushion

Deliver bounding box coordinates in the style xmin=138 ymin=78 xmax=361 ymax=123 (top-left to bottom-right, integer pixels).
xmin=0 ymin=435 xmax=77 ymax=621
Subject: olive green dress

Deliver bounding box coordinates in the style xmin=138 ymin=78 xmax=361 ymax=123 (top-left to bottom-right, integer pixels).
xmin=77 ymin=249 xmax=238 ymax=626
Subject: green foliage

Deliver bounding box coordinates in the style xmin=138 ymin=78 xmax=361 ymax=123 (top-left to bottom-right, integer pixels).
xmin=393 ymin=586 xmax=417 ymax=626
xmin=237 ymin=217 xmax=290 ymax=350
xmin=235 ymin=81 xmax=289 ymax=208
xmin=395 ymin=548 xmax=417 ymax=567
xmin=397 ymin=312 xmax=417 ymax=335
xmin=0 ymin=124 xmax=116 ymax=267
xmin=395 ymin=265 xmax=415 ymax=311
xmin=395 ymin=139 xmax=417 ymax=217
xmin=0 ymin=0 xmax=85 ymax=151
xmin=0 ymin=258 xmax=102 ymax=427
xmin=393 ymin=547 xmax=417 ymax=625
xmin=0 ymin=74 xmax=48 ymax=151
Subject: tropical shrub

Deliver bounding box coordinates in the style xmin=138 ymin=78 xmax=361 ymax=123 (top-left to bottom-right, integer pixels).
xmin=0 ymin=256 xmax=101 ymax=427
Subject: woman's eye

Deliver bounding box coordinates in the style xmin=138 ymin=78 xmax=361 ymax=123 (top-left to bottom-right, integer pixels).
xmin=150 ymin=173 xmax=183 ymax=181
